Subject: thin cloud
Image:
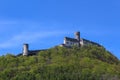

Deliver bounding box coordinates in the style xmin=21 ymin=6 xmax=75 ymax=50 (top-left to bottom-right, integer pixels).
xmin=0 ymin=31 xmax=68 ymax=48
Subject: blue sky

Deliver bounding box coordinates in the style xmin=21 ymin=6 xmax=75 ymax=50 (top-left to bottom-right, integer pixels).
xmin=0 ymin=0 xmax=120 ymax=59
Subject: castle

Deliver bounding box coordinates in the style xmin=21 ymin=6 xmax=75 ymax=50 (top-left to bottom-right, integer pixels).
xmin=60 ymin=32 xmax=82 ymax=47
xmin=60 ymin=31 xmax=101 ymax=47
xmin=22 ymin=31 xmax=101 ymax=56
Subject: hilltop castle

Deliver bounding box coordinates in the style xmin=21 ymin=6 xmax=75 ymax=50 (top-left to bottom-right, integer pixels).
xmin=22 ymin=31 xmax=101 ymax=56
xmin=60 ymin=31 xmax=101 ymax=47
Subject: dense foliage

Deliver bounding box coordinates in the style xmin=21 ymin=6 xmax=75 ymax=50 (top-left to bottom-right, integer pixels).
xmin=0 ymin=45 xmax=120 ymax=80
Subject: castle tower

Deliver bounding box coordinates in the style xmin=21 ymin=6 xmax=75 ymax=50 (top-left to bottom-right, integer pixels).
xmin=75 ymin=32 xmax=80 ymax=41
xmin=23 ymin=44 xmax=29 ymax=56
xmin=75 ymin=32 xmax=80 ymax=47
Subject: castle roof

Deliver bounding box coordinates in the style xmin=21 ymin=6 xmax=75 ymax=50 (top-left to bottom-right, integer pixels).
xmin=64 ymin=37 xmax=79 ymax=42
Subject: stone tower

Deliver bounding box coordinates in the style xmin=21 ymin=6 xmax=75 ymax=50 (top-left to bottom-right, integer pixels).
xmin=23 ymin=44 xmax=29 ymax=56
xmin=75 ymin=32 xmax=80 ymax=41
xmin=75 ymin=32 xmax=80 ymax=47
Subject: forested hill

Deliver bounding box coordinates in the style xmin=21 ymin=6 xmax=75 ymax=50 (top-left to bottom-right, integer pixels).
xmin=0 ymin=45 xmax=120 ymax=80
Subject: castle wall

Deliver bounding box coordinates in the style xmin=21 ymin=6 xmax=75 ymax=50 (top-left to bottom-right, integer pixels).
xmin=64 ymin=38 xmax=79 ymax=47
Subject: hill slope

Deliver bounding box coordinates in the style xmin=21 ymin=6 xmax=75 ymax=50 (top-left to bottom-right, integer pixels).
xmin=0 ymin=45 xmax=120 ymax=80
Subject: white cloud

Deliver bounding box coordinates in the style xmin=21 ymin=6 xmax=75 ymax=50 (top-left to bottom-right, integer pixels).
xmin=0 ymin=31 xmax=68 ymax=48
